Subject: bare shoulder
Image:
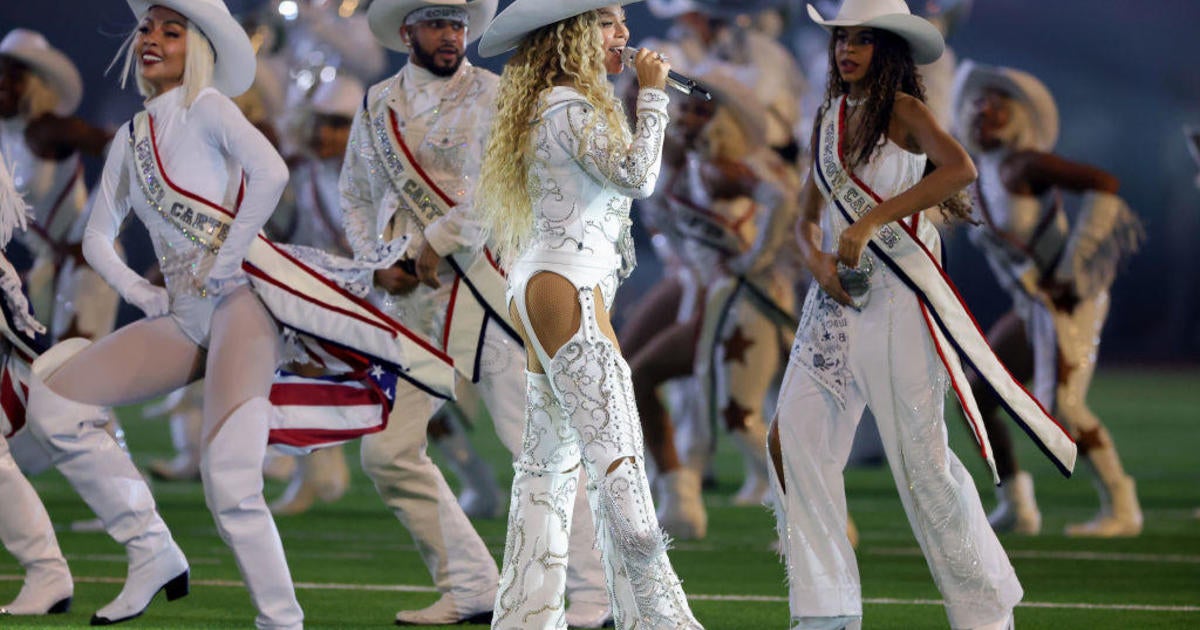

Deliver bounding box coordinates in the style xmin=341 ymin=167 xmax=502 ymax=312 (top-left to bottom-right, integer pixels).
xmin=892 ymin=93 xmax=935 ymax=126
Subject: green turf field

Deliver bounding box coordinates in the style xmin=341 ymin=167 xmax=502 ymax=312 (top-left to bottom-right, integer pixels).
xmin=2 ymin=369 xmax=1198 ymax=629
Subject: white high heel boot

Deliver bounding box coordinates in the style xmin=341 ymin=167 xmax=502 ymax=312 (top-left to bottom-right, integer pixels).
xmin=547 ymin=290 xmax=702 ymax=629
xmin=201 ymin=396 xmax=303 ymax=630
xmin=25 ymin=340 xmax=189 ymax=625
xmin=0 ymin=437 xmax=72 ymax=615
xmin=493 ymin=373 xmax=581 ymax=630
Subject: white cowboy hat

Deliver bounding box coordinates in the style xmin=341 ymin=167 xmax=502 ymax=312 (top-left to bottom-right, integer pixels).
xmin=479 ymin=0 xmax=643 ymax=58
xmin=311 ymin=74 xmax=365 ymax=118
xmin=691 ymin=62 xmax=768 ymax=149
xmin=0 ymin=29 xmax=83 ymax=116
xmin=368 ymin=0 xmax=498 ymax=53
xmin=951 ymin=59 xmax=1059 ymax=151
xmin=126 ymin=0 xmax=256 ymax=97
xmin=806 ymin=0 xmax=944 ymax=65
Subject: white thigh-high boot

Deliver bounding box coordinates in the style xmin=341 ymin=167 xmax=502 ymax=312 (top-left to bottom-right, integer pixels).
xmin=0 ymin=435 xmax=73 ymax=615
xmin=478 ymin=323 xmax=611 ymax=628
xmin=548 ymin=290 xmax=701 ymax=630
xmin=25 ymin=340 xmax=189 ymax=625
xmin=493 ymin=373 xmax=582 ymax=630
xmin=201 ymin=396 xmax=303 ymax=630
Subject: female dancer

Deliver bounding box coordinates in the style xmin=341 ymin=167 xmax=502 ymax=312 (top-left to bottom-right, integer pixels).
xmin=477 ymin=2 xmax=701 ymax=628
xmin=953 ymin=61 xmax=1142 ymax=537
xmin=22 ymin=0 xmax=300 ymax=625
xmin=768 ymin=1 xmax=1075 ymax=628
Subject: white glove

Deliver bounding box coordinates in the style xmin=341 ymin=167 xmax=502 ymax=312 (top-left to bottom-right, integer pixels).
xmin=124 ymin=279 xmax=170 ymax=318
xmin=0 ymin=276 xmax=45 ymax=338
xmin=205 ymin=269 xmax=248 ymax=297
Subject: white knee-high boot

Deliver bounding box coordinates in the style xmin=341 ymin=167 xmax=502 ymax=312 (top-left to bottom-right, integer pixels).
xmin=493 ymin=373 xmax=582 ymax=630
xmin=0 ymin=437 xmax=72 ymax=615
xmin=547 ymin=291 xmax=701 ymax=630
xmin=25 ymin=340 xmax=188 ymax=625
xmin=201 ymin=397 xmax=303 ymax=630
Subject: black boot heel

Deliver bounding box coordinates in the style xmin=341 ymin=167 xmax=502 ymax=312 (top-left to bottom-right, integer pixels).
xmin=47 ymin=596 xmax=72 ymax=614
xmin=163 ymin=570 xmax=189 ymax=601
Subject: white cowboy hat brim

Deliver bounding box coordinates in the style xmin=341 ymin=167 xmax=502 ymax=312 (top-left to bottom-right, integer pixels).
xmin=806 ymin=3 xmax=944 ymax=65
xmin=0 ymin=30 xmax=83 ymax=116
xmin=127 ymin=0 xmax=256 ymax=97
xmin=951 ymin=59 xmax=1059 ymax=151
xmin=368 ymin=0 xmax=498 ymax=53
xmin=479 ymin=0 xmax=643 ymax=58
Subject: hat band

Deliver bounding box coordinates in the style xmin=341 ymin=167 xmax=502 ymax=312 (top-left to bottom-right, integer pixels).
xmin=405 ymin=6 xmax=469 ymax=27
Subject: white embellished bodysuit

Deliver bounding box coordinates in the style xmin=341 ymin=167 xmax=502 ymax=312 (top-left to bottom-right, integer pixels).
xmin=508 ymin=86 xmax=669 ymax=366
xmin=83 ymin=87 xmax=288 ymax=346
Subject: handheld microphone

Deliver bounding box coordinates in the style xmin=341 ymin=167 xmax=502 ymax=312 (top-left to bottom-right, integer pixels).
xmin=619 ymin=47 xmax=711 ymax=101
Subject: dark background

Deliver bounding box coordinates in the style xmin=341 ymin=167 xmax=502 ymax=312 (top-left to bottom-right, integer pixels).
xmin=2 ymin=0 xmax=1198 ymax=363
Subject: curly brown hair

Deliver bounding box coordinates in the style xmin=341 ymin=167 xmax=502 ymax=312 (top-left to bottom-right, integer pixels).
xmin=811 ymin=27 xmax=973 ymax=222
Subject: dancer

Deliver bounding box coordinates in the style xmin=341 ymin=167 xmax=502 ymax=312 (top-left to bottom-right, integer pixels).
xmin=342 ymin=0 xmax=609 ymax=624
xmin=953 ymin=61 xmax=1143 ymax=537
xmin=629 ymin=66 xmax=798 ymax=542
xmin=768 ymin=1 xmax=1076 ymax=628
xmin=0 ymin=151 xmax=72 ymax=617
xmin=478 ymin=2 xmax=701 ymax=627
xmin=0 ymin=29 xmax=118 ymax=342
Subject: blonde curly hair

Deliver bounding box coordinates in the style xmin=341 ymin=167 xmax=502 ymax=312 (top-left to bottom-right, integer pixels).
xmin=477 ymin=10 xmax=630 ymax=266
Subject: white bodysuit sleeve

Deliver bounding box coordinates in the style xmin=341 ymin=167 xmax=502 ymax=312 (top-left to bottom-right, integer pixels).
xmin=82 ymin=124 xmax=146 ymax=299
xmin=194 ymin=91 xmax=290 ymax=282
xmin=551 ymin=87 xmax=670 ymax=200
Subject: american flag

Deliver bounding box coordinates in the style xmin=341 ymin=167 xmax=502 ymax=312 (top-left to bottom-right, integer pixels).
xmin=266 ymin=338 xmax=403 ymax=452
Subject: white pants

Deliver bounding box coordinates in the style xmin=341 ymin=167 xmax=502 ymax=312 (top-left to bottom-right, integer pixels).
xmin=772 ymin=277 xmax=1022 ymax=629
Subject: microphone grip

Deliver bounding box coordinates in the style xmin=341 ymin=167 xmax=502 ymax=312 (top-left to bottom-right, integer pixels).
xmin=621 ymin=47 xmax=712 ymax=100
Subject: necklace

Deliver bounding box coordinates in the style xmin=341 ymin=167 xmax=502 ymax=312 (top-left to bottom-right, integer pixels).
xmin=846 ymin=96 xmax=865 ymax=107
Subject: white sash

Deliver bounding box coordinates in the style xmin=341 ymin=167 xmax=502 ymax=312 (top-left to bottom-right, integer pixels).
xmin=813 ymin=96 xmax=1077 ymax=481
xmin=365 ymin=86 xmax=519 ymax=381
xmin=129 ymin=113 xmax=458 ymax=446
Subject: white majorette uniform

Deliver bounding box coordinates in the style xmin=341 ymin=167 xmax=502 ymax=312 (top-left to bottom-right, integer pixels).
xmin=0 ymin=30 xmax=119 ymax=342
xmin=771 ymin=89 xmax=1078 ymax=628
xmin=0 ymin=153 xmax=73 ymax=617
xmin=23 ymin=1 xmax=458 ymax=627
xmin=954 ymin=61 xmax=1143 ymax=537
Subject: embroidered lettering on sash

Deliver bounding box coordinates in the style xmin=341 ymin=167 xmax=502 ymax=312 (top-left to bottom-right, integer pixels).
xmin=130 ymin=113 xmax=234 ymax=253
